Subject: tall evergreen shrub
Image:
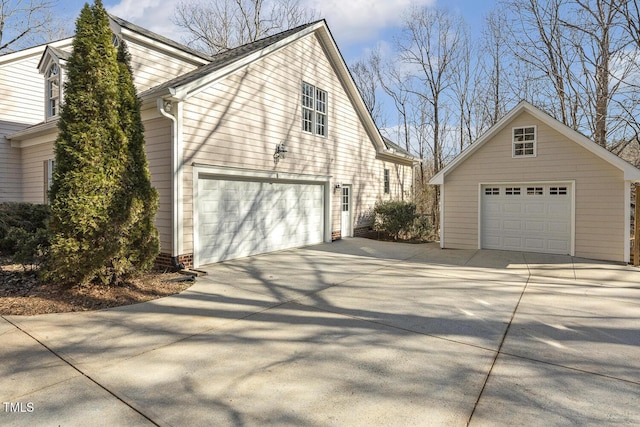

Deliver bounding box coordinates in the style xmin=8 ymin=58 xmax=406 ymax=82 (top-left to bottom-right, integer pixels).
xmin=47 ymin=0 xmax=158 ymax=284
xmin=113 ymin=41 xmax=159 ymax=274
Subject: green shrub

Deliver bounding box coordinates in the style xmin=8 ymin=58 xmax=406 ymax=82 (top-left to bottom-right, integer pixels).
xmin=6 ymin=227 xmax=49 ymax=271
xmin=0 ymin=203 xmax=50 ymax=253
xmin=373 ymin=200 xmax=418 ymax=240
xmin=409 ymin=214 xmax=432 ymax=240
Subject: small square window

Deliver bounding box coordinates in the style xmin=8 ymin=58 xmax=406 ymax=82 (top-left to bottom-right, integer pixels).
xmin=513 ymin=126 xmax=536 ymax=157
xmin=505 ymin=187 xmax=521 ymax=195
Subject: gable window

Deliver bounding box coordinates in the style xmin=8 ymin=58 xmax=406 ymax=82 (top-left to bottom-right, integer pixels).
xmin=384 ymin=169 xmax=390 ymax=194
xmin=513 ymin=126 xmax=536 ymax=157
xmin=302 ymin=81 xmax=327 ymax=137
xmin=46 ymin=63 xmax=60 ymax=118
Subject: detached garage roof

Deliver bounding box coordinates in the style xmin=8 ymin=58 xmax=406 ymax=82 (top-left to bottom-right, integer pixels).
xmin=430 ymin=101 xmax=640 ymax=184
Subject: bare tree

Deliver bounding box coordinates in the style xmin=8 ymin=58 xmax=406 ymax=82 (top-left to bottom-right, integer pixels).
xmin=0 ymin=0 xmax=58 ymax=52
xmin=500 ymin=0 xmax=640 ymax=149
xmin=477 ymin=9 xmax=512 ymax=127
xmin=350 ymin=48 xmax=386 ymax=128
xmin=396 ymin=6 xmax=464 ymax=175
xmin=173 ymin=0 xmax=318 ymax=54
xmin=449 ymin=21 xmax=473 ymax=153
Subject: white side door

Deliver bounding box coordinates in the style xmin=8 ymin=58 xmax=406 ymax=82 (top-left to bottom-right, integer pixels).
xmin=341 ymin=185 xmax=352 ymax=237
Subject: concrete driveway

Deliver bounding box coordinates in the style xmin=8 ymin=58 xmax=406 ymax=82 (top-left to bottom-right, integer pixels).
xmin=2 ymin=238 xmax=639 ymax=426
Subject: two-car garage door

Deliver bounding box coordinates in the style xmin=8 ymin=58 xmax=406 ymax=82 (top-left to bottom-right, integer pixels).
xmin=196 ymin=177 xmax=325 ymax=265
xmin=481 ymin=183 xmax=572 ymax=255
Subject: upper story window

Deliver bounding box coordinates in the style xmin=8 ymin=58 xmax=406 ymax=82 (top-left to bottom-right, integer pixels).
xmin=46 ymin=63 xmax=61 ymax=119
xmin=302 ymin=81 xmax=327 ymax=137
xmin=513 ymin=126 xmax=536 ymax=157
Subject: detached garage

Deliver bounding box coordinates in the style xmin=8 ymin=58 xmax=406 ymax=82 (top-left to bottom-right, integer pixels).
xmin=430 ymin=101 xmax=640 ymax=263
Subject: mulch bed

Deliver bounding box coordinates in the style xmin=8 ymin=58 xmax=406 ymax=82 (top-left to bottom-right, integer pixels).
xmin=0 ymin=257 xmax=194 ymax=316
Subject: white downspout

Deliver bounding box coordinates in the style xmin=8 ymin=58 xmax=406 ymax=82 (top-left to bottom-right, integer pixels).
xmin=158 ymin=98 xmax=184 ymax=258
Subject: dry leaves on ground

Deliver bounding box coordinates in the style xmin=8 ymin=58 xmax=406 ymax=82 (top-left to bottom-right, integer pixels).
xmin=0 ymin=258 xmax=194 ymax=316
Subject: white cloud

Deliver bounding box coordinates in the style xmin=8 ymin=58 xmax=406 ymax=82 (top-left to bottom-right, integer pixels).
xmin=107 ymin=0 xmax=184 ymax=41
xmin=304 ymin=0 xmax=435 ymax=44
xmin=106 ymin=0 xmax=436 ymax=50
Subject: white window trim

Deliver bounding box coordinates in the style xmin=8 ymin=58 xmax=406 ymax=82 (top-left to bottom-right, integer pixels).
xmin=301 ymin=81 xmax=328 ymax=137
xmin=512 ymin=125 xmax=537 ymax=158
xmin=45 ymin=62 xmax=62 ymax=121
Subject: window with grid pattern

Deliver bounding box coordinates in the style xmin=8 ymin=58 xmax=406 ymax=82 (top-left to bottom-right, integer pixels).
xmin=46 ymin=64 xmax=60 ymax=118
xmin=384 ymin=169 xmax=390 ymax=194
xmin=513 ymin=126 xmax=536 ymax=157
xmin=302 ymin=82 xmax=327 ymax=137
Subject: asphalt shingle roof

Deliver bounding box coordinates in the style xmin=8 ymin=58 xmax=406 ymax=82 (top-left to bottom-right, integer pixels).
xmin=140 ymin=20 xmax=323 ymax=98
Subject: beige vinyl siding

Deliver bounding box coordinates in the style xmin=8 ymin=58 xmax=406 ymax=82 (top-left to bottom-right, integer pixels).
xmin=1 ymin=49 xmax=53 ymax=202
xmin=0 ymin=54 xmax=46 ymax=124
xmin=143 ymin=116 xmax=173 ymax=255
xmin=0 ymin=126 xmax=24 ymax=202
xmin=16 ymin=112 xmax=173 ymax=254
xmin=180 ymin=34 xmax=411 ymax=253
xmin=443 ymin=111 xmax=625 ymax=261
xmin=126 ymin=42 xmax=202 ymax=93
xmin=21 ymin=140 xmax=55 ymax=203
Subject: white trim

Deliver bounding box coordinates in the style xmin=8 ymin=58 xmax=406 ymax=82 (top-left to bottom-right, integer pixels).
xmin=174 ymin=24 xmax=322 ymax=100
xmin=0 ymin=38 xmax=72 ymax=66
xmin=340 ymin=183 xmax=353 ymax=237
xmin=109 ymin=19 xmax=209 ymax=66
xmin=439 ymin=183 xmax=445 ymax=248
xmin=430 ymin=100 xmax=640 ymax=185
xmin=478 ymin=180 xmax=576 ymax=256
xmin=511 ymin=125 xmax=537 ymax=158
xmin=192 ymin=164 xmax=332 ymax=268
xmin=158 ymin=98 xmax=183 ymax=257
xmin=624 ymin=182 xmax=631 ymax=263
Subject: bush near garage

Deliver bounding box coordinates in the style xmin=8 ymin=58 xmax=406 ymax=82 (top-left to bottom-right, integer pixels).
xmin=373 ymin=200 xmax=416 ymax=240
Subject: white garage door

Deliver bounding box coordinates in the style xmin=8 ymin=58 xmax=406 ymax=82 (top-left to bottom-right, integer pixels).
xmin=481 ymin=183 xmax=572 ymax=254
xmin=197 ymin=178 xmax=324 ymax=265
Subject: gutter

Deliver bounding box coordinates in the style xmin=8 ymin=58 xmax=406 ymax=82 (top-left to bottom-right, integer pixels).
xmin=157 ymin=97 xmax=184 ymax=258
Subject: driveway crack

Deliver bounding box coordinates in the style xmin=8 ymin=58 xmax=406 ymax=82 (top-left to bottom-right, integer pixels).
xmin=466 ymin=253 xmax=532 ymax=426
xmin=2 ymin=316 xmax=161 ymax=427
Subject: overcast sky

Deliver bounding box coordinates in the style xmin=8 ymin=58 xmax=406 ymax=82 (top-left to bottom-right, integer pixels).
xmin=56 ymin=0 xmax=496 ymax=63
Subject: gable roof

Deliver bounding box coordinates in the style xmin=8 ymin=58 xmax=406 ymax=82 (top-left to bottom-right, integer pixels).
xmin=37 ymin=45 xmax=71 ymax=72
xmin=429 ymin=100 xmax=640 ymax=184
xmin=141 ymin=19 xmax=415 ymax=165
xmin=109 ymin=15 xmax=212 ymax=63
xmin=140 ymin=20 xmax=323 ymax=100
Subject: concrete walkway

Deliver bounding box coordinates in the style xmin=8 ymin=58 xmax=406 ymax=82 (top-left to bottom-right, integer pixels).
xmin=1 ymin=239 xmax=639 ymax=426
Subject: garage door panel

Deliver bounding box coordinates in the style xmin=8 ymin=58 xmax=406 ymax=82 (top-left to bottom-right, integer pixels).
xmin=503 ymin=236 xmax=523 ymax=249
xmin=502 ymin=203 xmax=522 ymax=214
xmin=197 ymin=178 xmax=324 ymax=265
xmin=548 ymin=239 xmax=570 ymax=252
xmin=482 ymin=184 xmax=571 ymax=255
xmin=525 ymin=221 xmax=545 ymax=233
xmin=503 ymin=220 xmax=522 ymax=231
xmin=524 ymin=203 xmax=545 ymax=215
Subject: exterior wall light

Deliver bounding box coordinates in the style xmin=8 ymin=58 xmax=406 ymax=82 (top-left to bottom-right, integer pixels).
xmin=274 ymin=142 xmax=287 ymax=164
